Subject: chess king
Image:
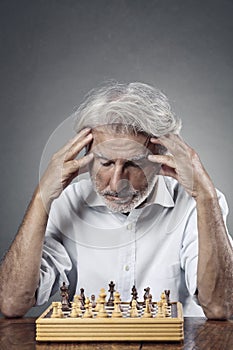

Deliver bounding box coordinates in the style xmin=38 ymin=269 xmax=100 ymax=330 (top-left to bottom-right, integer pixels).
xmin=0 ymin=82 xmax=233 ymax=319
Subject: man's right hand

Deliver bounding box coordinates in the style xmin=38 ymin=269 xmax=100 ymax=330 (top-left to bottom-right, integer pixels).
xmin=38 ymin=127 xmax=93 ymax=211
xmin=0 ymin=130 xmax=93 ymax=317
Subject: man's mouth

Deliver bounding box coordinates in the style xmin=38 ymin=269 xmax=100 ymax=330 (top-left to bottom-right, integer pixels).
xmin=104 ymin=193 xmax=136 ymax=204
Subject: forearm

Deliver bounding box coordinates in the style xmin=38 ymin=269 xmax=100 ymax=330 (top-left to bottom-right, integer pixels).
xmin=149 ymin=134 xmax=233 ymax=318
xmin=196 ymin=188 xmax=233 ymax=319
xmin=0 ymin=187 xmax=48 ymax=317
xmin=0 ymin=129 xmax=93 ymax=318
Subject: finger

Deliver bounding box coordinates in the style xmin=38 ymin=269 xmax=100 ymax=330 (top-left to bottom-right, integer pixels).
xmin=64 ymin=132 xmax=93 ymax=162
xmin=148 ymin=154 xmax=176 ymax=169
xmin=155 ymin=133 xmax=185 ymax=146
xmin=150 ymin=134 xmax=189 ymax=155
xmin=159 ymin=165 xmax=178 ymax=179
xmin=65 ymin=127 xmax=92 ymax=149
xmin=76 ymin=152 xmax=94 ymax=172
xmin=56 ymin=128 xmax=92 ymax=157
xmin=63 ymin=153 xmax=94 ymax=175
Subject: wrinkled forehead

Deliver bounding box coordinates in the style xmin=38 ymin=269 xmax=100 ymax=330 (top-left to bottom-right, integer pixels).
xmin=90 ymin=127 xmax=150 ymax=159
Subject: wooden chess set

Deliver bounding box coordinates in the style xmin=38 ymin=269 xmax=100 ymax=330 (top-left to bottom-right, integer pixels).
xmin=36 ymin=282 xmax=184 ymax=342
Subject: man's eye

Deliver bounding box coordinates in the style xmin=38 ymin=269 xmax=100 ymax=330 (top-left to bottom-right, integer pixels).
xmin=124 ymin=161 xmax=140 ymax=168
xmin=100 ymin=161 xmax=113 ymax=167
xmin=125 ymin=159 xmax=149 ymax=169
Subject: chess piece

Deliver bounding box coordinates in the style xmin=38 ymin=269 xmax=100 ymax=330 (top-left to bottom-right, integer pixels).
xmin=161 ymin=291 xmax=167 ymax=304
xmin=60 ymin=282 xmax=70 ymax=311
xmin=148 ymin=293 xmax=153 ymax=305
xmin=80 ymin=288 xmax=86 ymax=309
xmin=156 ymin=300 xmax=165 ymax=318
xmin=96 ymin=288 xmax=108 ymax=318
xmin=148 ymin=293 xmax=154 ymax=311
xmin=83 ymin=298 xmax=93 ymax=318
xmin=130 ymin=285 xmax=140 ymax=309
xmin=91 ymin=294 xmax=96 ymax=308
xmin=73 ymin=294 xmax=78 ymax=303
xmin=107 ymin=281 xmax=115 ymax=306
xmin=70 ymin=302 xmax=78 ymax=318
xmin=160 ymin=291 xmax=170 ymax=316
xmin=142 ymin=298 xmax=152 ymax=318
xmin=58 ymin=302 xmax=64 ymax=318
xmin=143 ymin=287 xmax=150 ymax=305
xmin=51 ymin=302 xmax=60 ymax=318
xmin=130 ymin=299 xmax=139 ymax=318
xmin=95 ymin=297 xmax=101 ymax=312
xmin=164 ymin=289 xmax=171 ymax=305
xmin=73 ymin=294 xmax=82 ymax=316
xmin=112 ymin=291 xmax=122 ymax=318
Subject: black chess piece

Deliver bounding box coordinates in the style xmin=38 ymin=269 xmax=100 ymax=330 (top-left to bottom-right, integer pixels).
xmin=130 ymin=285 xmax=140 ymax=309
xmin=91 ymin=294 xmax=96 ymax=308
xmin=164 ymin=289 xmax=171 ymax=305
xmin=60 ymin=282 xmax=70 ymax=311
xmin=80 ymin=288 xmax=86 ymax=310
xmin=107 ymin=281 xmax=115 ymax=306
xmin=143 ymin=286 xmax=150 ymax=305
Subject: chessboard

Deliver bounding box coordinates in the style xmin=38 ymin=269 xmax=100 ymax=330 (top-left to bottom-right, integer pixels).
xmin=36 ymin=283 xmax=184 ymax=342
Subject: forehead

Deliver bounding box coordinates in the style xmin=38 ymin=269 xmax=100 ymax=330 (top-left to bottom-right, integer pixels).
xmin=91 ymin=128 xmax=149 ymax=159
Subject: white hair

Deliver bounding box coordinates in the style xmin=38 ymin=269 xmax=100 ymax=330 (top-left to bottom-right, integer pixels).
xmin=74 ymin=81 xmax=182 ymax=137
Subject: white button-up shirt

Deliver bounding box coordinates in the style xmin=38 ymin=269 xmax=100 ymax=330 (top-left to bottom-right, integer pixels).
xmin=37 ymin=175 xmax=230 ymax=316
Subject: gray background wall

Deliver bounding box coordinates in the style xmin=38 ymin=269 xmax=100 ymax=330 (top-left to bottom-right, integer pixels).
xmin=0 ymin=0 xmax=232 ymax=316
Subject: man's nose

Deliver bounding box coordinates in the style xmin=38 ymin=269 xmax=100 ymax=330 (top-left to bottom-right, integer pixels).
xmin=109 ymin=166 xmax=130 ymax=193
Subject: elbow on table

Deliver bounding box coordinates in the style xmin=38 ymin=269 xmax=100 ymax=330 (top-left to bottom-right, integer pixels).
xmin=1 ymin=304 xmax=25 ymax=318
xmin=0 ymin=297 xmax=35 ymax=318
xmin=203 ymin=303 xmax=233 ymax=320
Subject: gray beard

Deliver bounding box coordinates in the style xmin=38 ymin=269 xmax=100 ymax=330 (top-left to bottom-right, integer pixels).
xmin=91 ymin=175 xmax=158 ymax=213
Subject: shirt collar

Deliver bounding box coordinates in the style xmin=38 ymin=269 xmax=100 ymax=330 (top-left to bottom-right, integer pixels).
xmin=83 ymin=175 xmax=174 ymax=209
xmin=145 ymin=175 xmax=174 ymax=208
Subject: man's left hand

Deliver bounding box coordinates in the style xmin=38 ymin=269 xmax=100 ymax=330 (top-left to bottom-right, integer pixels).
xmin=148 ymin=134 xmax=215 ymax=199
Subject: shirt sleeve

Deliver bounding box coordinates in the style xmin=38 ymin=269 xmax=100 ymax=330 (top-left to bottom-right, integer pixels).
xmin=180 ymin=189 xmax=232 ymax=298
xmin=35 ymin=210 xmax=72 ymax=305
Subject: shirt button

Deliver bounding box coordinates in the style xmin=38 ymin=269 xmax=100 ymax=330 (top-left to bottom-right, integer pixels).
xmin=127 ymin=223 xmax=133 ymax=230
xmin=124 ymin=265 xmax=130 ymax=271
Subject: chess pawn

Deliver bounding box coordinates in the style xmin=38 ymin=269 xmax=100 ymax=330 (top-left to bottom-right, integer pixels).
xmin=96 ymin=288 xmax=108 ymax=318
xmin=161 ymin=291 xmax=167 ymax=304
xmin=142 ymin=298 xmax=152 ymax=318
xmin=162 ymin=301 xmax=170 ymax=317
xmin=95 ymin=297 xmax=101 ymax=312
xmin=130 ymin=299 xmax=138 ymax=318
xmin=83 ymin=298 xmax=93 ymax=318
xmin=58 ymin=302 xmax=64 ymax=318
xmin=70 ymin=302 xmax=78 ymax=318
xmin=91 ymin=294 xmax=96 ymax=308
xmin=73 ymin=295 xmax=82 ymax=316
xmin=111 ymin=291 xmax=122 ymax=318
xmin=73 ymin=294 xmax=79 ymax=304
xmin=51 ymin=302 xmax=60 ymax=318
xmin=156 ymin=300 xmax=165 ymax=318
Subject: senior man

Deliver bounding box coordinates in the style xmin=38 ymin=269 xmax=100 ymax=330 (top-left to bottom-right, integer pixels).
xmin=0 ymin=82 xmax=232 ymax=319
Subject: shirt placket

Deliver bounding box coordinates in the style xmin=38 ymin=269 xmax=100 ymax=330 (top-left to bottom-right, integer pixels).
xmin=117 ymin=211 xmax=141 ymax=301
